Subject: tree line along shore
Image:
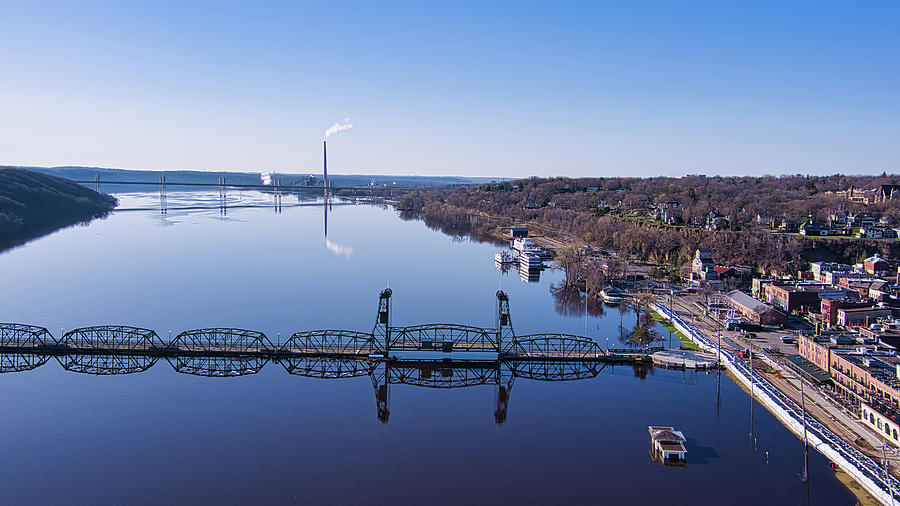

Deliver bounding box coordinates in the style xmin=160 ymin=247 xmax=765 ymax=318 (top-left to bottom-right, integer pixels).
xmin=395 ymin=174 xmax=900 ymax=276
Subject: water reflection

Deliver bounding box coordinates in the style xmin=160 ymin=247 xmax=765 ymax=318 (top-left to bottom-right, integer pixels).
xmin=519 ymin=264 xmax=541 ymax=282
xmin=399 ymin=208 xmax=506 ymax=245
xmin=2 ymin=353 xmax=606 ymax=425
xmin=325 ymin=239 xmax=355 ymax=258
xmin=0 ymin=194 xmax=859 ymax=505
xmin=549 ymin=283 xmax=605 ymax=318
xmin=494 ymin=256 xmax=543 ymax=282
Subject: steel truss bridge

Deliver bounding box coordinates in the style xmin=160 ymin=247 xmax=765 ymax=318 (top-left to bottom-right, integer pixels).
xmin=0 ymin=290 xmax=652 ymax=422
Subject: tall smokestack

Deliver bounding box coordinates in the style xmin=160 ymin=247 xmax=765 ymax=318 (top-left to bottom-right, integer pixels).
xmin=323 ymin=140 xmax=328 ymax=188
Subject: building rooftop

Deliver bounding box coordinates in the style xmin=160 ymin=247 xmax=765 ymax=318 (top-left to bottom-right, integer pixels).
xmin=785 ymin=354 xmax=832 ymax=385
xmin=725 ymin=290 xmax=772 ymax=313
xmin=866 ymin=254 xmax=890 ymax=265
xmin=839 ymin=306 xmax=892 ymax=314
xmin=648 ymin=426 xmax=686 ymax=442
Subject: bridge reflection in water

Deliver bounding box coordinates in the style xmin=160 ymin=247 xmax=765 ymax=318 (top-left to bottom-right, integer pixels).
xmin=0 ymin=289 xmax=650 ymax=423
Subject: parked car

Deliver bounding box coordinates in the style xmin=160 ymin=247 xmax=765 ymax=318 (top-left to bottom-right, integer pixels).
xmin=781 ymin=336 xmax=795 ymax=344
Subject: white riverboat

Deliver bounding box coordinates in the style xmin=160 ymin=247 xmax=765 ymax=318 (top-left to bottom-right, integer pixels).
xmin=600 ymin=286 xmax=629 ymax=304
xmin=519 ymin=251 xmax=543 ymax=270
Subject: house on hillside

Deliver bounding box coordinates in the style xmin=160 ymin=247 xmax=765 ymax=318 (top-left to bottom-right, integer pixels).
xmin=779 ymin=219 xmax=799 ymax=233
xmin=858 ymin=227 xmax=897 ymax=239
xmin=864 ymin=254 xmax=892 ymax=275
xmin=800 ymin=221 xmax=832 ymax=236
xmin=829 ymin=211 xmax=849 ymax=228
xmin=706 ymin=212 xmax=729 ymax=230
xmin=756 ymin=213 xmax=775 ymax=229
xmin=849 ymin=212 xmax=877 ymax=228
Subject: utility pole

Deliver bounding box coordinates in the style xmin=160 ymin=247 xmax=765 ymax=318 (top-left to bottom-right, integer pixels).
xmin=717 ymin=327 xmax=721 ymax=364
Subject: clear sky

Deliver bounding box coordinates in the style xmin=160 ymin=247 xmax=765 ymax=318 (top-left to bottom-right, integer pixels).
xmin=2 ymin=1 xmax=898 ymax=177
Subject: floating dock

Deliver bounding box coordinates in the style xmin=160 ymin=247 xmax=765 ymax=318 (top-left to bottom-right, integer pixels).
xmin=651 ymin=349 xmax=720 ymax=370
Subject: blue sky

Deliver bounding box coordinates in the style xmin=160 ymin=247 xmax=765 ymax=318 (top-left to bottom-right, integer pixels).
xmin=1 ymin=1 xmax=898 ymax=177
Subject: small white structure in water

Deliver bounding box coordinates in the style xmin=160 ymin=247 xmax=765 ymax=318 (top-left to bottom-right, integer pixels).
xmin=648 ymin=426 xmax=687 ymax=462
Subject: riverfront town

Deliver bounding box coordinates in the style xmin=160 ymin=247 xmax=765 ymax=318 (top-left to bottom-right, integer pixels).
xmin=3 ymin=2 xmax=899 ymax=505
xmin=386 ymin=175 xmax=900 ymax=503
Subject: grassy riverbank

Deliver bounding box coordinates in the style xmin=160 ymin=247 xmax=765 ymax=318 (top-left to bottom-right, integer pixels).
xmin=650 ymin=310 xmax=700 ymax=350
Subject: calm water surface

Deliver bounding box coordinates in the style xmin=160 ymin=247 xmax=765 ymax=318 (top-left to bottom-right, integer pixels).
xmin=0 ymin=192 xmax=857 ymax=504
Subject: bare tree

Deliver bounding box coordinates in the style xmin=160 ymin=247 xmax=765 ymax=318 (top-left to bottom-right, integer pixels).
xmin=552 ymin=245 xmax=587 ymax=286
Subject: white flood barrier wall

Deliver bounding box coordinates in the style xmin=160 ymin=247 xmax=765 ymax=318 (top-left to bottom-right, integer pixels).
xmin=652 ymin=303 xmax=899 ymax=505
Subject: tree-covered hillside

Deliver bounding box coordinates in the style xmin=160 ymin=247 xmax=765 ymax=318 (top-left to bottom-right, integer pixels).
xmin=0 ymin=168 xmax=117 ymax=250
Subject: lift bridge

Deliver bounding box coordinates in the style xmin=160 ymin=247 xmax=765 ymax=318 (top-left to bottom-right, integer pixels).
xmin=0 ymin=290 xmax=649 ymax=423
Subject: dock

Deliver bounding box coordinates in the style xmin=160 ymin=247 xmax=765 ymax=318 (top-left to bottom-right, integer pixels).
xmin=651 ymin=349 xmax=720 ymax=370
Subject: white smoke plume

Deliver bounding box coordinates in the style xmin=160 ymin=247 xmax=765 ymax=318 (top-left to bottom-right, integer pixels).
xmin=324 ymin=119 xmax=353 ymax=138
xmin=325 ymin=239 xmax=355 ymax=258
xmin=260 ymin=172 xmax=274 ymax=185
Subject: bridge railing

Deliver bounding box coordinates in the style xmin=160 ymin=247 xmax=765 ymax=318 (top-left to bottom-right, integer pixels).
xmin=510 ymin=334 xmax=605 ymax=359
xmin=60 ymin=326 xmax=164 ymax=352
xmin=281 ymin=330 xmax=379 ymax=356
xmin=0 ymin=323 xmax=54 ymax=349
xmin=172 ymin=328 xmax=274 ymax=354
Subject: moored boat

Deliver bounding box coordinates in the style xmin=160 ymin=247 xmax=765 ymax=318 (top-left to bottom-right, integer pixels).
xmin=600 ymin=285 xmax=629 ymax=304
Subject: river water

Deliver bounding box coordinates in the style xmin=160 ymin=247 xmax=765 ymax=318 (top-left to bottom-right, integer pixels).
xmin=0 ymin=192 xmax=857 ymax=504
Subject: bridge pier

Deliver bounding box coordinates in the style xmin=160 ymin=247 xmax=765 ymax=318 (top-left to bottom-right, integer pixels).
xmin=218 ymin=177 xmax=227 ymax=215
xmin=159 ymin=175 xmax=168 ymax=214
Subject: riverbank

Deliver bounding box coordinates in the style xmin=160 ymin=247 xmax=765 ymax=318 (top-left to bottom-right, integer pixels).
xmin=0 ymin=168 xmax=117 ymax=252
xmin=653 ymin=301 xmax=898 ymax=505
xmin=650 ymin=309 xmax=699 ymax=350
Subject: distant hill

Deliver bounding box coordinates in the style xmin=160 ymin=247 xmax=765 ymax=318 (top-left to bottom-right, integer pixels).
xmin=19 ymin=165 xmax=498 ymax=189
xmin=0 ymin=167 xmax=117 ymax=251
